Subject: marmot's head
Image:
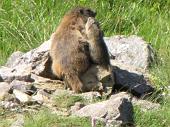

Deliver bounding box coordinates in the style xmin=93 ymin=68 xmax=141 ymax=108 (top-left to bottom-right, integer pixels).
xmin=67 ymin=7 xmax=96 ymax=19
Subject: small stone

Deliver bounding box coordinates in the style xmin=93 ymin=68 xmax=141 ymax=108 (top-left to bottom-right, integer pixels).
xmin=80 ymin=91 xmax=101 ymax=102
xmin=0 ymin=101 xmax=18 ymax=109
xmin=5 ymin=51 xmax=24 ymax=68
xmin=10 ymin=80 xmax=37 ymax=95
xmin=30 ymin=74 xmax=52 ymax=83
xmin=32 ymin=89 xmax=50 ymax=104
xmin=70 ymin=102 xmax=85 ymax=114
xmin=0 ymin=82 xmax=10 ymax=101
xmin=13 ymin=89 xmax=31 ymax=103
xmin=0 ymin=65 xmax=33 ymax=82
xmin=132 ymin=98 xmax=160 ymax=111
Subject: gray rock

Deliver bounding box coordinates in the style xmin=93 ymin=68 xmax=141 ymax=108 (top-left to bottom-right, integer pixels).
xmin=113 ymin=66 xmax=154 ymax=97
xmin=70 ymin=102 xmax=85 ymax=114
xmin=1 ymin=39 xmax=54 ymax=84
xmin=31 ymin=74 xmax=53 ymax=83
xmin=0 ymin=101 xmax=19 ymax=109
xmin=80 ymin=92 xmax=102 ymax=102
xmin=5 ymin=51 xmax=24 ymax=68
xmin=0 ymin=66 xmax=32 ymax=82
xmin=10 ymin=80 xmax=37 ymax=95
xmin=9 ymin=40 xmax=53 ymax=79
xmin=132 ymin=98 xmax=160 ymax=111
xmin=105 ymin=35 xmax=154 ymax=70
xmin=13 ymin=89 xmax=32 ymax=103
xmin=73 ymin=92 xmax=134 ymax=126
xmin=32 ymin=89 xmax=50 ymax=104
xmin=0 ymin=82 xmax=10 ymax=101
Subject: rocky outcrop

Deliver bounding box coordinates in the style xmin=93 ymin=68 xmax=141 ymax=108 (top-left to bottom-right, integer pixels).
xmin=105 ymin=35 xmax=154 ymax=70
xmin=0 ymin=35 xmax=155 ymax=97
xmin=0 ymin=35 xmax=159 ymax=126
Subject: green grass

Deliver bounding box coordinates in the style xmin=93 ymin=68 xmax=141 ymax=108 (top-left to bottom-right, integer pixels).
xmin=0 ymin=0 xmax=170 ymax=126
xmin=24 ymin=109 xmax=103 ymax=127
xmin=53 ymin=93 xmax=85 ymax=109
xmin=134 ymin=97 xmax=170 ymax=127
xmin=0 ymin=107 xmax=17 ymax=127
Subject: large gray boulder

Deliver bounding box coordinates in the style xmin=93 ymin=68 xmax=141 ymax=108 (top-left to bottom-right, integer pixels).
xmin=105 ymin=35 xmax=155 ymax=97
xmin=105 ymin=35 xmax=154 ymax=70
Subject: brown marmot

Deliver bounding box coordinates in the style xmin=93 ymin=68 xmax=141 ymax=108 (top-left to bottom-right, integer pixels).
xmin=50 ymin=7 xmax=96 ymax=93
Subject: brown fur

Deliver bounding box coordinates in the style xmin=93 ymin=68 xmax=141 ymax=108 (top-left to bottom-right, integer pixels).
xmin=50 ymin=7 xmax=96 ymax=93
xmin=85 ymin=17 xmax=110 ymax=70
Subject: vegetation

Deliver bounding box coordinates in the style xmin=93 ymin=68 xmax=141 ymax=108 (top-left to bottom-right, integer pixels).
xmin=24 ymin=109 xmax=103 ymax=127
xmin=0 ymin=0 xmax=170 ymax=127
xmin=134 ymin=97 xmax=170 ymax=127
xmin=53 ymin=93 xmax=85 ymax=109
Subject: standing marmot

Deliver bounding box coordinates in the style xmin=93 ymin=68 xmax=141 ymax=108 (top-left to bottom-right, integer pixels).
xmin=50 ymin=7 xmax=96 ymax=93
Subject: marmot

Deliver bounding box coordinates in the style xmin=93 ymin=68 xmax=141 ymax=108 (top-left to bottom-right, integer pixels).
xmin=50 ymin=7 xmax=96 ymax=93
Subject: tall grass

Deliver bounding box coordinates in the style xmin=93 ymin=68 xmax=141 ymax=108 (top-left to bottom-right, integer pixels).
xmin=0 ymin=1 xmax=170 ymax=126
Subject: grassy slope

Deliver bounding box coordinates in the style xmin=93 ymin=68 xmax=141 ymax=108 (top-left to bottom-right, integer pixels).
xmin=0 ymin=0 xmax=170 ymax=126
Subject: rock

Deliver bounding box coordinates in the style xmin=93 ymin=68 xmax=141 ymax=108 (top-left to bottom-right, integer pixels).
xmin=73 ymin=92 xmax=134 ymax=126
xmin=70 ymin=102 xmax=85 ymax=114
xmin=13 ymin=89 xmax=31 ymax=103
xmin=132 ymin=98 xmax=160 ymax=111
xmin=10 ymin=114 xmax=24 ymax=127
xmin=5 ymin=51 xmax=24 ymax=68
xmin=34 ymin=80 xmax=65 ymax=92
xmin=31 ymin=74 xmax=53 ymax=83
xmin=0 ymin=101 xmax=19 ymax=109
xmin=32 ymin=89 xmax=50 ymax=104
xmin=2 ymin=39 xmax=54 ymax=84
xmin=10 ymin=80 xmax=37 ymax=95
xmin=0 ymin=82 xmax=11 ymax=101
xmin=105 ymin=35 xmax=154 ymax=70
xmin=80 ymin=91 xmax=102 ymax=102
xmin=8 ymin=40 xmax=53 ymax=79
xmin=113 ymin=66 xmax=154 ymax=97
xmin=0 ymin=66 xmax=33 ymax=82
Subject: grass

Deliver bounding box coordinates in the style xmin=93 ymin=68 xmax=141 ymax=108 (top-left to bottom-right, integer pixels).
xmin=24 ymin=109 xmax=103 ymax=127
xmin=0 ymin=0 xmax=170 ymax=127
xmin=134 ymin=97 xmax=170 ymax=127
xmin=0 ymin=107 xmax=17 ymax=127
xmin=53 ymin=93 xmax=85 ymax=109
